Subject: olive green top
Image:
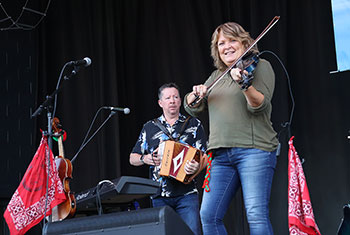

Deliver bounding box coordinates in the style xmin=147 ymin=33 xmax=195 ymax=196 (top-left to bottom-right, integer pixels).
xmin=184 ymin=59 xmax=278 ymax=152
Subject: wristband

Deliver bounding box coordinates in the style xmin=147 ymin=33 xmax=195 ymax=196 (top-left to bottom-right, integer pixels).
xmin=140 ymin=154 xmax=145 ymax=164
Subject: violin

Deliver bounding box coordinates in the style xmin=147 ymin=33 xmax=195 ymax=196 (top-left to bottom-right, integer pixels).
xmin=235 ymin=52 xmax=260 ymax=90
xmin=190 ymin=16 xmax=280 ymax=107
xmin=51 ymin=117 xmax=76 ymax=221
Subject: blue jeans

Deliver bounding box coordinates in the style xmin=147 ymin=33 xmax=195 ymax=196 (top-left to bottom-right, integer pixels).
xmin=200 ymin=147 xmax=277 ymax=235
xmin=152 ymin=193 xmax=201 ymax=235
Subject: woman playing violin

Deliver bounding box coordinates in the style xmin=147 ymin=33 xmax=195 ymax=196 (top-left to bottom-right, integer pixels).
xmin=184 ymin=22 xmax=279 ymax=235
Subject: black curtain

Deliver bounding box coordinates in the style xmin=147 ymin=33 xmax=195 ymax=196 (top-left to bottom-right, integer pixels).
xmin=2 ymin=0 xmax=349 ymax=234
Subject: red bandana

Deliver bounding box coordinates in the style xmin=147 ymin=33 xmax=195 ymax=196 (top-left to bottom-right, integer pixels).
xmin=3 ymin=135 xmax=66 ymax=235
xmin=288 ymin=136 xmax=321 ymax=235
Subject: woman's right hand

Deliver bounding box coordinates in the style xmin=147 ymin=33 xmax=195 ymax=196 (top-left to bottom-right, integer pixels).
xmin=187 ymin=84 xmax=208 ymax=104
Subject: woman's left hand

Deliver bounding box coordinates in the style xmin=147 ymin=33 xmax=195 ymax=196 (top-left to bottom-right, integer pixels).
xmin=230 ymin=68 xmax=248 ymax=83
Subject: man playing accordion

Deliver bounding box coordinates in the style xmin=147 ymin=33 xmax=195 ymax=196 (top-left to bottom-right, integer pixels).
xmin=130 ymin=83 xmax=208 ymax=235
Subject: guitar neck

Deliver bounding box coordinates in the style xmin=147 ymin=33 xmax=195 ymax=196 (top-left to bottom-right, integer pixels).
xmin=58 ymin=136 xmax=65 ymax=158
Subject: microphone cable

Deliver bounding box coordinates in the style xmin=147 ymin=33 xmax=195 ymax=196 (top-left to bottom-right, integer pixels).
xmin=52 ymin=62 xmax=71 ymax=119
xmin=258 ymin=50 xmax=297 ymax=159
xmin=95 ymin=180 xmax=114 ymax=216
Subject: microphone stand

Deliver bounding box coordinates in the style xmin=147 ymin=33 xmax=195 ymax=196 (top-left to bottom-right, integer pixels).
xmin=31 ymin=62 xmax=80 ymax=230
xmin=32 ymin=89 xmax=58 ymax=119
xmin=71 ymin=109 xmax=116 ymax=164
xmin=64 ymin=66 xmax=81 ymax=81
xmin=32 ymin=88 xmax=68 ymax=229
xmin=32 ymin=91 xmax=56 ymax=226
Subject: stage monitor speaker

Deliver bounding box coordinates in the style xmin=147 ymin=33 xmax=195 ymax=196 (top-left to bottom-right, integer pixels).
xmin=43 ymin=206 xmax=194 ymax=235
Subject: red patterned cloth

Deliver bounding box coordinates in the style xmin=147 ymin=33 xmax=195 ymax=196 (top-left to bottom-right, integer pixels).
xmin=288 ymin=136 xmax=321 ymax=235
xmin=202 ymin=151 xmax=213 ymax=192
xmin=3 ymin=135 xmax=66 ymax=235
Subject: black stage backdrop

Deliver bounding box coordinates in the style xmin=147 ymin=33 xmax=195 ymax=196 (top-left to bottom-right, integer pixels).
xmin=1 ymin=0 xmax=350 ymax=234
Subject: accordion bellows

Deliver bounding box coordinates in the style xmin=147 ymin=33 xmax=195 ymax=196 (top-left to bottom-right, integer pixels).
xmin=159 ymin=140 xmax=207 ymax=184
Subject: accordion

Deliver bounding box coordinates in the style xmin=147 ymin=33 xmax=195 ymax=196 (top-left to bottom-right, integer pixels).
xmin=159 ymin=140 xmax=207 ymax=184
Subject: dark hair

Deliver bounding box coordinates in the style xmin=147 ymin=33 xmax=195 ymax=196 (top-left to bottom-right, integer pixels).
xmin=158 ymin=83 xmax=180 ymax=99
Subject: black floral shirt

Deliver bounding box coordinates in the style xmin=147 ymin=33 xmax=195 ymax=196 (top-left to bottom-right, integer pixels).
xmin=131 ymin=114 xmax=207 ymax=198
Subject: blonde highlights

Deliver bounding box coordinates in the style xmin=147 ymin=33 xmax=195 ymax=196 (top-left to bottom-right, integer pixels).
xmin=211 ymin=22 xmax=258 ymax=71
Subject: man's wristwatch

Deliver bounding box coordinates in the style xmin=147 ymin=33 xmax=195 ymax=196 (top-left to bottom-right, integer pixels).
xmin=140 ymin=154 xmax=145 ymax=164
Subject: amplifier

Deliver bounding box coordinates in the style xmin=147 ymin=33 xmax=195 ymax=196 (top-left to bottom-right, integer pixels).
xmin=43 ymin=206 xmax=194 ymax=235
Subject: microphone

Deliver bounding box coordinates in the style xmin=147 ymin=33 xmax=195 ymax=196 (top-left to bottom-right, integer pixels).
xmin=105 ymin=106 xmax=130 ymax=114
xmin=68 ymin=57 xmax=92 ymax=67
